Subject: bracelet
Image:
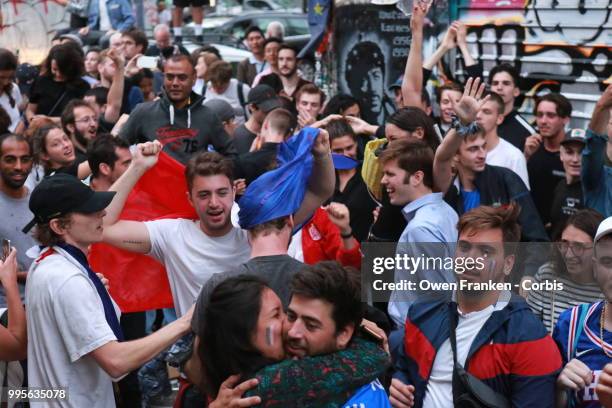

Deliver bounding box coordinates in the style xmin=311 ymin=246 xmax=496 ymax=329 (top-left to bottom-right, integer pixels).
xmin=451 ymin=114 xmax=480 ymax=137
xmin=340 ymin=230 xmax=353 ymax=239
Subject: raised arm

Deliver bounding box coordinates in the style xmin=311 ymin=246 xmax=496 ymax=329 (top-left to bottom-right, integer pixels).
xmin=293 ymin=129 xmax=334 ymax=226
xmin=454 ymin=21 xmax=476 ymax=68
xmin=422 ymin=24 xmax=456 ymax=71
xmin=433 ymin=77 xmax=489 ymax=193
xmin=104 ymin=49 xmax=125 ymax=124
xmin=401 ymin=3 xmax=430 ymax=109
xmin=101 ymin=141 xmax=161 ymax=254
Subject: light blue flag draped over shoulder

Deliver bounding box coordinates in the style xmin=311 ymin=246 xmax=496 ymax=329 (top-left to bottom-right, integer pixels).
xmin=238 ymin=127 xmax=320 ymax=230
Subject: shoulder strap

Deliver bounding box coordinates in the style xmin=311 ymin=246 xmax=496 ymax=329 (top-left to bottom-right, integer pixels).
xmin=237 ymin=81 xmax=247 ymax=118
xmin=567 ymin=303 xmax=589 ymax=362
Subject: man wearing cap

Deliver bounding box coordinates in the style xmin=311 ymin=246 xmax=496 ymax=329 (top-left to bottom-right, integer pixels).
xmin=553 ymin=215 xmax=612 ymax=407
xmin=232 ymin=84 xmax=282 ymax=154
xmin=24 ymin=143 xmax=194 ymax=408
xmin=549 ymin=128 xmax=586 ymax=239
xmin=203 ymin=99 xmax=238 ymax=138
xmin=524 ymin=93 xmax=573 ymax=230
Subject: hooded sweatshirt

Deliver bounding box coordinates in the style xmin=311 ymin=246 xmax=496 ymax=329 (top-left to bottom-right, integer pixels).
xmin=119 ymin=91 xmax=237 ymax=164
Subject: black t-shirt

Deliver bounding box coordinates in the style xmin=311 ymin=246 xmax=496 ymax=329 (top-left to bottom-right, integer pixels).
xmin=549 ymin=179 xmax=583 ymax=239
xmin=233 ymin=124 xmax=257 ymax=154
xmin=232 ymin=142 xmax=279 ymax=184
xmin=45 ymin=160 xmax=80 ymax=177
xmin=369 ymin=189 xmax=406 ymax=242
xmin=191 ymin=255 xmax=304 ymax=332
xmin=29 ymin=76 xmax=90 ymax=117
xmin=331 ymin=169 xmax=377 ymax=243
xmin=527 ymin=146 xmax=565 ymax=226
xmin=497 ymin=110 xmax=535 ymax=150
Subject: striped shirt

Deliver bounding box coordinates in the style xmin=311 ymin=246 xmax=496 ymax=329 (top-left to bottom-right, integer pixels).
xmin=526 ymin=262 xmax=603 ymax=333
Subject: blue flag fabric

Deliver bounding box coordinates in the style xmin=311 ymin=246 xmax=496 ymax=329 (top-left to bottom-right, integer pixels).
xmin=238 ymin=127 xmax=319 ymax=230
xmin=298 ymin=0 xmax=331 ymax=58
xmin=343 ymin=379 xmax=392 ymax=408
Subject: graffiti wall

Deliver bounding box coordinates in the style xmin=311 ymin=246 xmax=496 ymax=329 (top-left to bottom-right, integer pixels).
xmin=454 ymin=0 xmax=611 ymax=128
xmin=0 ymin=0 xmax=67 ymax=64
xmin=0 ymin=0 xmax=157 ymax=65
xmin=332 ymin=0 xmax=610 ymax=129
xmin=333 ymin=4 xmax=409 ymax=126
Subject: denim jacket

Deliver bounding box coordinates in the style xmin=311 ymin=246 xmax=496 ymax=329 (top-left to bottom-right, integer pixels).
xmin=582 ymin=128 xmax=612 ymax=217
xmin=87 ymin=0 xmax=134 ymax=31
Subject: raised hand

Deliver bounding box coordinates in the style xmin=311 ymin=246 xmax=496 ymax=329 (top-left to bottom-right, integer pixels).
xmin=312 ymin=128 xmax=331 ymax=158
xmin=325 ymin=202 xmax=351 ymax=236
xmin=523 ymin=134 xmax=542 ymax=160
xmin=132 ymin=140 xmax=162 ymax=170
xmin=454 ymin=21 xmax=468 ymax=46
xmin=440 ymin=24 xmax=457 ymax=50
xmin=453 ymin=77 xmax=489 ymax=125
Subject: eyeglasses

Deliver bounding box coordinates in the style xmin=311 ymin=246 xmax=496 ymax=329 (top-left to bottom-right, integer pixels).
xmin=556 ymin=241 xmax=593 ymax=257
xmin=75 ymin=116 xmax=98 ymax=124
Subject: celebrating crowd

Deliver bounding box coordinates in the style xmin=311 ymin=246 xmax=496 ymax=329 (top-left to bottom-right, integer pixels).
xmin=0 ymin=1 xmax=611 ymax=407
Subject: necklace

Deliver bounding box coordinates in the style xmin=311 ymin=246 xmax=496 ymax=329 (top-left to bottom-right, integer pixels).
xmin=600 ymin=302 xmax=612 ymax=358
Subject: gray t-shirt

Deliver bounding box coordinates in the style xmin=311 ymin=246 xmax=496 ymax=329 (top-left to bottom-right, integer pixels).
xmin=0 ymin=190 xmax=37 ymax=306
xmin=191 ymin=255 xmax=304 ymax=332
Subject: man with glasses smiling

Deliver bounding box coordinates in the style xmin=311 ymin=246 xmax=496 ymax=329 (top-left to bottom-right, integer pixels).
xmin=119 ymin=54 xmax=237 ymax=164
xmin=61 ymin=99 xmax=100 ymax=165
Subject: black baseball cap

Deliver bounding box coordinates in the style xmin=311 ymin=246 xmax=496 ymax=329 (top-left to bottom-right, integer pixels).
xmin=247 ymin=85 xmax=281 ymax=113
xmin=204 ymin=99 xmax=236 ymax=123
xmin=561 ymin=128 xmax=586 ymax=146
xmin=23 ymin=173 xmax=115 ymax=233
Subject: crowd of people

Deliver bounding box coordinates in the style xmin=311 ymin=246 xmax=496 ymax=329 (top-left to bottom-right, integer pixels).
xmin=0 ymin=1 xmax=611 ymax=407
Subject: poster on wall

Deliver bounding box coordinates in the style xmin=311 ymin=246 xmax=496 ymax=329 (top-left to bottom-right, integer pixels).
xmin=334 ymin=4 xmax=410 ymax=126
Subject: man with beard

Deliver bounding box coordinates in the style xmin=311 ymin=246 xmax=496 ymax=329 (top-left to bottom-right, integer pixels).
xmin=119 ymin=54 xmax=237 ymax=164
xmin=390 ymin=204 xmax=561 ymax=408
xmin=0 ymin=133 xmax=37 ymax=306
xmin=345 ymin=41 xmax=395 ymax=126
xmin=275 ymin=45 xmax=310 ymax=101
xmin=198 ymin=263 xmax=391 ymax=407
xmin=61 ymin=99 xmax=100 ymax=164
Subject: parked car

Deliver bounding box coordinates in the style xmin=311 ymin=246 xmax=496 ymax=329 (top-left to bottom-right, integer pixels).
xmin=186 ymin=11 xmax=310 ymax=54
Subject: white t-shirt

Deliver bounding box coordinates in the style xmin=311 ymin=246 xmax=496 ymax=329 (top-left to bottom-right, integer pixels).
xmin=98 ymin=0 xmax=111 ymax=31
xmin=26 ymin=247 xmax=119 ymax=408
xmin=422 ymin=299 xmax=508 ymax=408
xmin=287 ymin=229 xmax=304 ymax=262
xmin=204 ymin=79 xmax=251 ymax=125
xmin=145 ymin=218 xmax=250 ymax=316
xmin=0 ymin=83 xmax=22 ymax=132
xmin=486 ymin=137 xmax=530 ymax=189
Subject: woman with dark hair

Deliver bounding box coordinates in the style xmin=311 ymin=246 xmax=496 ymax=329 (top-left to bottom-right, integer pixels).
xmin=25 ymin=43 xmax=90 ymax=119
xmin=527 ymin=208 xmax=604 ymax=333
xmin=197 ymin=275 xmax=284 ymax=398
xmin=344 ymin=106 xmax=439 ymax=242
xmin=32 ymin=124 xmax=90 ymax=179
xmin=0 ymin=48 xmax=23 ymax=132
xmin=193 ymin=273 xmax=390 ymax=407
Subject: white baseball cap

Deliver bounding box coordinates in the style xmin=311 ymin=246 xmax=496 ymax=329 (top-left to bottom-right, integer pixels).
xmin=594 ymin=216 xmax=612 ymax=244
